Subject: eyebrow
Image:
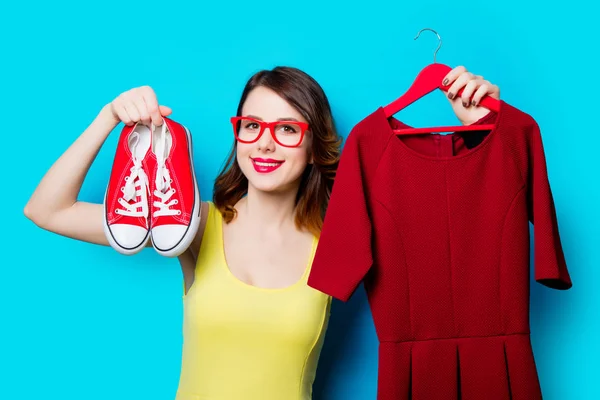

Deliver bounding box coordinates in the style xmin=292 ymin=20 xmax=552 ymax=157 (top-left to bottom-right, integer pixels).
xmin=244 ymin=114 xmax=301 ymax=122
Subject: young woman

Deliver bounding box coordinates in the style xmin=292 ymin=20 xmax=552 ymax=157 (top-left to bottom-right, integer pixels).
xmin=24 ymin=65 xmax=500 ymax=399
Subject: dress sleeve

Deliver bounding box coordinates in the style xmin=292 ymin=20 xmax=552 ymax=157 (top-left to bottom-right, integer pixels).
xmin=528 ymin=121 xmax=572 ymax=290
xmin=307 ymin=124 xmax=375 ymax=302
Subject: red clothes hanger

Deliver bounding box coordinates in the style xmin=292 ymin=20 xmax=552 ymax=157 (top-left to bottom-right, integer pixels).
xmin=384 ymin=28 xmax=500 ymax=135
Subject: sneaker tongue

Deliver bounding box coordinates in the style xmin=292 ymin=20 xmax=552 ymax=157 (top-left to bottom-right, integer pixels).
xmin=154 ymin=123 xmax=174 ymax=193
xmin=128 ymin=131 xmax=140 ymax=150
xmin=156 ymin=165 xmax=171 ymax=193
xmin=123 ymin=132 xmax=142 ymax=200
xmin=153 ymin=123 xmax=172 ymax=160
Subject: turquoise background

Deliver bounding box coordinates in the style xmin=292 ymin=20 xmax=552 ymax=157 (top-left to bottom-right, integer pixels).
xmin=3 ymin=0 xmax=598 ymax=398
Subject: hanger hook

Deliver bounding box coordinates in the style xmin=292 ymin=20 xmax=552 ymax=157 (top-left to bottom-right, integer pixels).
xmin=414 ymin=28 xmax=442 ymax=63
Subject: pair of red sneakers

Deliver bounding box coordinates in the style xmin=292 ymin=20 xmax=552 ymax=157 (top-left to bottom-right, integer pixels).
xmin=103 ymin=117 xmax=200 ymax=257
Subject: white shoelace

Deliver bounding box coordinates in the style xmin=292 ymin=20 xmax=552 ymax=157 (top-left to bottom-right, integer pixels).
xmin=153 ymin=122 xmax=180 ymax=217
xmin=116 ymin=132 xmax=150 ymax=218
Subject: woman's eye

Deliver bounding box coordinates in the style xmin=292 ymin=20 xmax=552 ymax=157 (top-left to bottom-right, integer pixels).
xmin=279 ymin=124 xmax=298 ymax=134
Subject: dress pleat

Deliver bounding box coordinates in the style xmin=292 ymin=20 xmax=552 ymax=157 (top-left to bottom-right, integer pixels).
xmin=504 ymin=334 xmax=542 ymax=400
xmin=412 ymin=340 xmax=458 ymax=400
xmin=459 ymin=336 xmax=511 ymax=400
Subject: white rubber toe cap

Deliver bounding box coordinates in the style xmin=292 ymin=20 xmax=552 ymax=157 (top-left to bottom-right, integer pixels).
xmin=109 ymin=224 xmax=149 ymax=250
xmin=151 ymin=225 xmax=187 ymax=252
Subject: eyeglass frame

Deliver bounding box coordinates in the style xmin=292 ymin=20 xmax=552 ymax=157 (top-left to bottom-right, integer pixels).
xmin=230 ymin=116 xmax=310 ymax=148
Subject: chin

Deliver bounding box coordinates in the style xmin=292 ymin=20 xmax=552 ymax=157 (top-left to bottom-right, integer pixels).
xmin=249 ymin=178 xmax=290 ymax=194
xmin=247 ymin=171 xmax=305 ymax=194
xmin=242 ymin=163 xmax=303 ymax=194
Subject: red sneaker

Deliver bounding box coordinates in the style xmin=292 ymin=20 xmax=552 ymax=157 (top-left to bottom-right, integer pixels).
xmin=149 ymin=118 xmax=200 ymax=257
xmin=103 ymin=123 xmax=152 ymax=255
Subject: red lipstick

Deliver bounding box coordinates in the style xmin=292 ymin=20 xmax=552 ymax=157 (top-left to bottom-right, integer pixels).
xmin=251 ymin=157 xmax=284 ymax=173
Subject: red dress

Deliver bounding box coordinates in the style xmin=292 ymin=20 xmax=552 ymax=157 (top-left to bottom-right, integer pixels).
xmin=308 ymin=101 xmax=572 ymax=400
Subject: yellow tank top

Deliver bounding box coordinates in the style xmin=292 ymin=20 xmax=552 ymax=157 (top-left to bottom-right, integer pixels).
xmin=175 ymin=202 xmax=331 ymax=400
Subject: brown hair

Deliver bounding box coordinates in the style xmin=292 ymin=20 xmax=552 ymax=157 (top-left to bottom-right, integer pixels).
xmin=213 ymin=66 xmax=342 ymax=237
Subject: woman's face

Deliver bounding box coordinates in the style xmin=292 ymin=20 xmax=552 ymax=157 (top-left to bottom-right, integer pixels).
xmin=236 ymin=86 xmax=312 ymax=194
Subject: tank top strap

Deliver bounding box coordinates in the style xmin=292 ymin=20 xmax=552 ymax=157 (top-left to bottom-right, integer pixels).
xmin=203 ymin=201 xmax=223 ymax=248
xmin=193 ymin=201 xmax=225 ymax=273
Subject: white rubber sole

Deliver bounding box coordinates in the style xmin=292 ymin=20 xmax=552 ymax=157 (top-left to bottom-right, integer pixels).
xmin=102 ymin=126 xmax=151 ymax=256
xmin=150 ymin=125 xmax=201 ymax=258
xmin=103 ymin=187 xmax=150 ymax=256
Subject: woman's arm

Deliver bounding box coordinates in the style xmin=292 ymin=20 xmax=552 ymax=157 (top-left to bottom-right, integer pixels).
xmin=24 ymin=86 xmax=171 ymax=245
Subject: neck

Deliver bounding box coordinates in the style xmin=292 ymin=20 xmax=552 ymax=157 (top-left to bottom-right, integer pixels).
xmin=240 ymin=184 xmax=300 ymax=232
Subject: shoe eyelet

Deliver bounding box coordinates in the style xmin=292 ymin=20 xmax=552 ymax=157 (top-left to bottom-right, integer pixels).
xmin=121 ymin=187 xmax=124 ymax=192
xmin=115 ymin=209 xmax=120 ymax=214
xmin=171 ymin=188 xmax=176 ymax=194
xmin=169 ymin=179 xmax=173 ymax=183
xmin=177 ymin=210 xmax=181 ymax=215
xmin=173 ymin=200 xmax=178 ymax=205
xmin=124 ymin=177 xmax=129 ymax=181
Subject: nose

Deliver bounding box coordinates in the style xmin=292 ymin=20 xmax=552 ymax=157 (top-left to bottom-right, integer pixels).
xmin=257 ymin=126 xmax=276 ymax=152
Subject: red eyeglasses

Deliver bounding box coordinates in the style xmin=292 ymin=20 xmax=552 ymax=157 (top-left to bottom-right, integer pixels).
xmin=230 ymin=116 xmax=309 ymax=148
